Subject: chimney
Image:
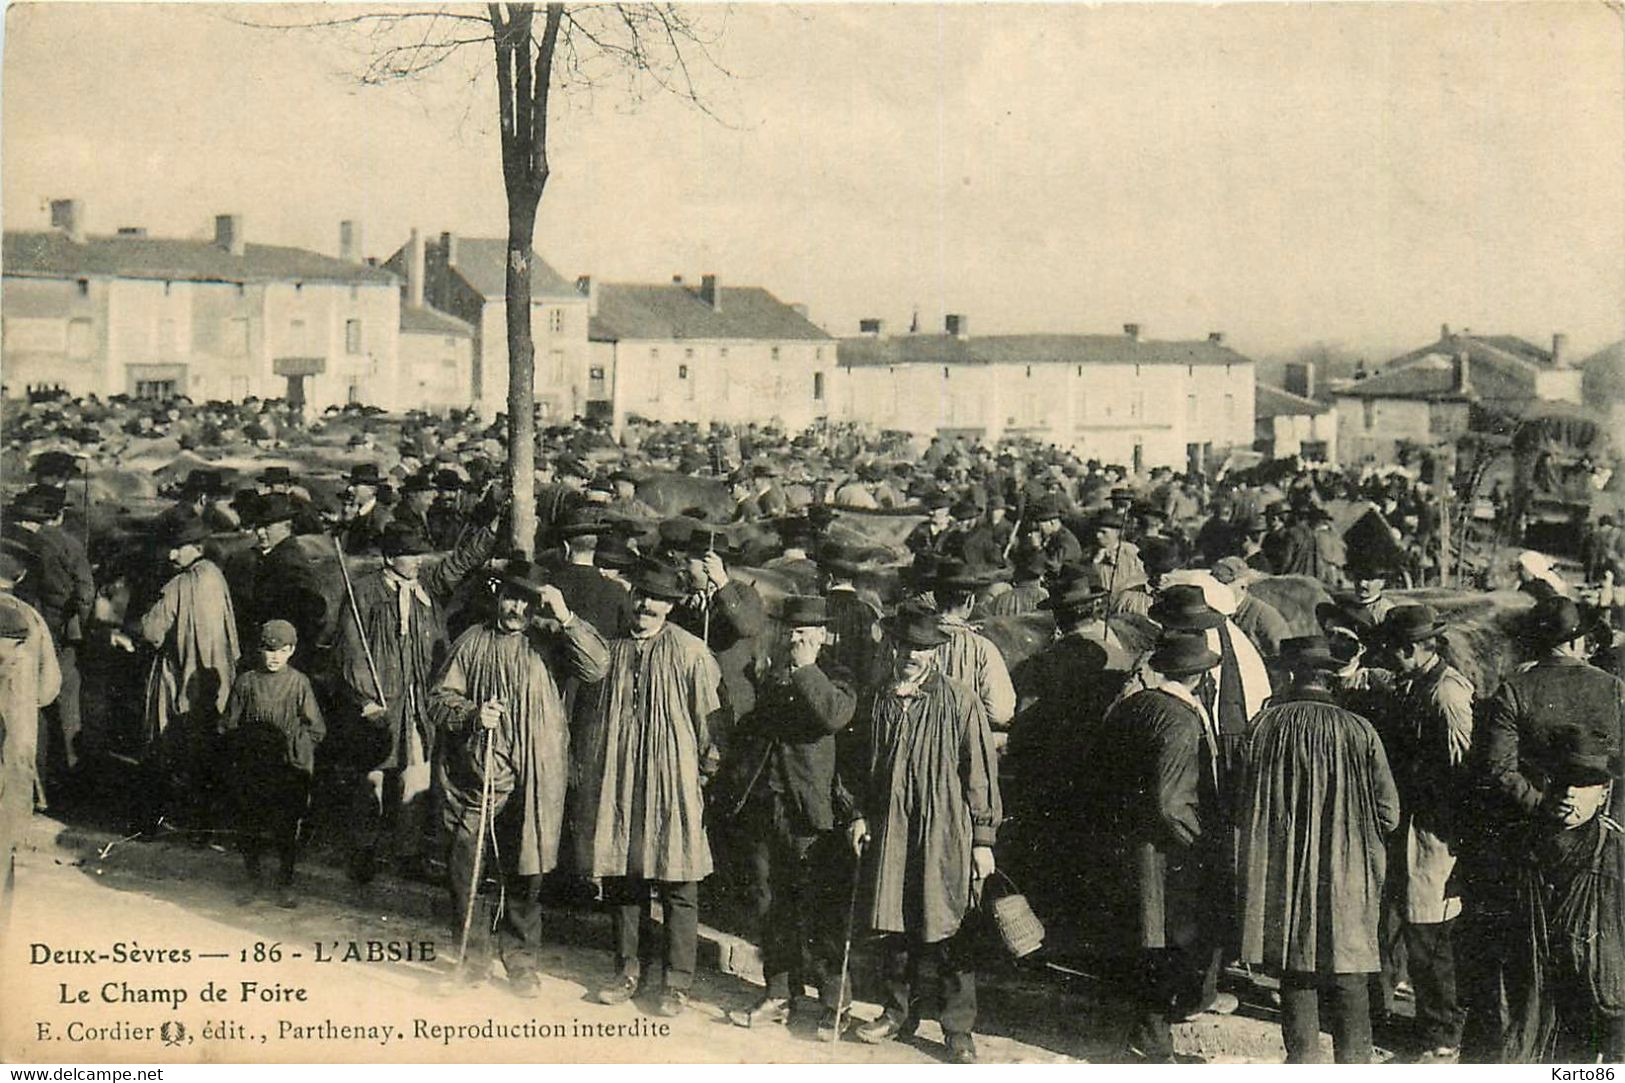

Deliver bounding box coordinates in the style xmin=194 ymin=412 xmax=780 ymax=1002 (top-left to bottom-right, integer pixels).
xmin=439 ymin=231 xmax=458 ymax=266
xmin=339 ymin=220 xmax=362 ymax=262
xmin=406 ymin=228 xmax=425 ymax=309
xmin=1440 ymin=323 xmax=1452 ymax=341
xmin=1123 ymin=322 xmax=1141 ymax=341
xmin=576 ymin=275 xmax=598 ymax=318
xmin=945 ymin=314 xmax=968 ymax=339
xmin=700 ymin=274 xmax=720 ymax=312
xmin=1284 ymin=361 xmax=1315 ymax=399
xmin=214 ymin=214 xmax=245 ymax=256
xmin=49 ymin=199 xmax=84 ymax=244
xmin=859 ymin=318 xmax=884 ymax=336
xmin=115 ymin=226 xmax=146 ymax=237
xmin=1454 ymin=348 xmax=1472 ymax=394
xmin=1207 ymin=331 xmax=1226 ymax=345
xmin=1552 ymin=332 xmax=1569 ymax=368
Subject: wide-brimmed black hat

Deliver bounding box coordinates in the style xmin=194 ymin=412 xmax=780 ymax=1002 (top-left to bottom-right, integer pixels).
xmin=1520 ymin=596 xmax=1604 ymax=652
xmin=1281 ymin=634 xmax=1342 ymax=671
xmin=180 ymin=468 xmax=225 ymax=495
xmin=400 ymin=472 xmax=436 ymax=494
xmin=254 ymin=492 xmax=299 ymax=526
xmin=881 ymin=602 xmax=950 ymax=648
xmin=345 ymin=463 xmax=384 ymax=487
xmin=1150 ymin=632 xmax=1222 ymax=678
xmin=593 ymin=534 xmax=639 ymax=571
xmin=1011 ymin=547 xmax=1047 ymax=582
xmin=921 ymin=491 xmax=952 ymax=512
xmin=168 ymin=517 xmax=213 ymax=548
xmin=630 ymin=559 xmax=689 ymax=601
xmin=950 ymin=498 xmax=981 ymax=521
xmin=556 ymin=507 xmax=610 ymax=539
xmin=1108 ymin=486 xmax=1135 ymax=507
xmin=817 ymin=541 xmax=873 ymax=578
xmin=1091 ymin=510 xmax=1128 ymax=531
xmin=432 ymin=469 xmax=464 ymax=490
xmin=1039 ymin=576 xmax=1106 ymax=612
xmin=498 ymin=557 xmax=550 ymax=597
xmin=781 ymin=595 xmax=831 ymax=627
xmin=258 ymin=465 xmax=295 ymax=485
xmin=1029 ymin=495 xmax=1062 ymax=522
xmin=934 ymin=558 xmax=994 ymax=593
xmin=31 ymin=450 xmax=82 ymax=478
xmin=1547 ymin=725 xmax=1620 ymax=788
xmin=1378 ymin=604 xmax=1448 ymax=645
xmin=381 ymin=521 xmax=433 ymax=558
xmin=1149 ymin=584 xmax=1225 ymax=631
xmin=7 ymin=486 xmax=61 ymax=523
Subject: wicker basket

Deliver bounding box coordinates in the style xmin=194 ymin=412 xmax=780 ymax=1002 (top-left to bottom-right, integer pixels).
xmin=981 ymin=870 xmax=1045 ymax=959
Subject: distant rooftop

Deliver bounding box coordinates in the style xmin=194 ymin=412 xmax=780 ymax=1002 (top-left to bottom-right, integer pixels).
xmin=3 ymin=230 xmax=395 ymax=286
xmin=588 ymin=282 xmax=831 ymax=342
xmin=837 ymin=331 xmax=1253 ymax=368
xmin=1256 ymin=382 xmax=1331 ymax=419
xmin=1338 ymin=332 xmax=1560 ymax=403
xmin=435 ymin=237 xmax=579 ymax=301
xmin=400 ymin=305 xmax=473 ymax=337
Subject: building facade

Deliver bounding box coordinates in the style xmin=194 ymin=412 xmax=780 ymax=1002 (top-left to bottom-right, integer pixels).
xmin=3 ymin=204 xmax=402 ymax=411
xmin=398 ymin=304 xmax=476 ymax=413
xmin=1334 ymin=326 xmax=1581 ymax=463
xmin=384 ymin=231 xmax=589 ymax=420
xmin=834 ymin=320 xmax=1255 ymax=473
xmin=588 ymin=275 xmax=835 ymax=431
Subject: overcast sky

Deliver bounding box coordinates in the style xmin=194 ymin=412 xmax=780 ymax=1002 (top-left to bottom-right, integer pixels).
xmin=4 ymin=2 xmax=1622 ymax=362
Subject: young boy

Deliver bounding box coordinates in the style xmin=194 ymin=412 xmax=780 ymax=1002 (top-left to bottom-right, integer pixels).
xmin=220 ymin=619 xmax=325 ymax=908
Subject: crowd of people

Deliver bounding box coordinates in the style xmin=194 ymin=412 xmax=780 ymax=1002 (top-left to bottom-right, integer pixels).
xmin=1 ymin=393 xmax=1623 ymax=1065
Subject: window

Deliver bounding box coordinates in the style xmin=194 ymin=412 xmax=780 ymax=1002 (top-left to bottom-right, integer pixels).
xmin=1186 ymin=394 xmax=1199 ymax=426
xmin=813 ymin=371 xmax=825 ymax=401
xmin=289 ymin=318 xmax=307 ymax=353
xmin=67 ymin=318 xmax=94 ymax=361
xmin=771 ymin=346 xmax=781 ymax=362
xmin=1363 ymin=399 xmax=1376 ymax=431
xmin=76 ymin=279 xmax=89 ymax=297
xmin=1223 ymin=393 xmax=1235 ymax=424
xmin=683 ymin=363 xmax=696 ymax=401
xmin=346 ymin=319 xmax=362 ymax=354
xmin=549 ymin=349 xmax=565 ymax=385
xmin=135 ymin=379 xmax=175 ymax=400
xmin=348 ymin=383 xmax=361 ymax=405
xmin=589 ymin=366 xmax=605 ymax=380
xmin=678 ymin=364 xmax=689 ymax=379
xmin=548 ymin=308 xmax=564 ymax=334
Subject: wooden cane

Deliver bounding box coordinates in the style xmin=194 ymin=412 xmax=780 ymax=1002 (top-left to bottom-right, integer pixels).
xmin=456 ymin=723 xmax=496 ymax=967
xmin=830 ymin=833 xmax=869 ymax=1043
xmin=330 ymin=533 xmax=387 ymax=710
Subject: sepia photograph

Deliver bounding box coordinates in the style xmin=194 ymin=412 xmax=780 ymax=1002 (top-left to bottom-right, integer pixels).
xmin=1 ymin=0 xmax=1623 ymax=1068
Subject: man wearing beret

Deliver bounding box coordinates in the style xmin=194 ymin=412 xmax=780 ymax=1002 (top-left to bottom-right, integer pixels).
xmin=1461 ymin=596 xmax=1625 ymax=1062
xmin=336 ymin=513 xmax=498 ymax=885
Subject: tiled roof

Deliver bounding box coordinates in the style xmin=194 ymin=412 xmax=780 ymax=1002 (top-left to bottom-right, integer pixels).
xmin=588 ymin=283 xmax=831 ymax=342
xmin=400 ymin=305 xmax=473 ymax=336
xmin=2 ymin=230 xmax=396 ymax=285
xmin=1338 ymin=334 xmax=1554 ymax=404
xmin=1581 ymin=339 xmax=1625 ymax=403
xmin=837 ymin=333 xmax=1252 ymax=368
xmin=1255 ymin=382 xmax=1331 ymax=419
xmin=439 ymin=238 xmax=578 ymax=301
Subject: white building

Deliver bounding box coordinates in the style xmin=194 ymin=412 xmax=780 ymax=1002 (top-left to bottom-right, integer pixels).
xmin=3 ymin=202 xmax=402 ymax=411
xmin=834 ymin=318 xmax=1256 ymax=473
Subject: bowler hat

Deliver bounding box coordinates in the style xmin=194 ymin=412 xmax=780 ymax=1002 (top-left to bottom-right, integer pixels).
xmin=258 ymin=465 xmax=295 ymax=485
xmin=30 ymin=450 xmax=81 ymax=478
xmin=1280 ymin=634 xmax=1342 ymax=671
xmin=630 ymin=560 xmax=690 ymax=602
xmin=950 ymin=498 xmax=981 ymax=521
xmin=381 ymin=521 xmax=433 ymax=558
xmin=922 ymin=491 xmax=952 ymax=512
xmin=881 ymin=602 xmax=950 ymax=649
xmin=781 ymin=595 xmax=831 ymax=627
xmin=1149 ymin=632 xmax=1221 ymax=678
xmin=1029 ymin=495 xmax=1062 ymax=522
xmin=1091 ymin=510 xmax=1127 ymax=531
xmin=1521 ymin=596 xmax=1604 ymax=652
xmin=258 ymin=619 xmax=297 ymax=650
xmin=1379 ymin=604 xmax=1448 ymax=646
xmin=345 ymin=463 xmax=384 ymax=487
xmin=594 ymin=533 xmax=640 ymax=571
xmin=1149 ymin=584 xmax=1225 ymax=631
xmin=180 ymin=468 xmax=224 ymax=495
xmin=1547 ymin=725 xmax=1620 ymax=788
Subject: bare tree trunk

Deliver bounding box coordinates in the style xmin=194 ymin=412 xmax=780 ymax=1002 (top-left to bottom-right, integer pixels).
xmin=505 ymin=199 xmax=539 ymax=555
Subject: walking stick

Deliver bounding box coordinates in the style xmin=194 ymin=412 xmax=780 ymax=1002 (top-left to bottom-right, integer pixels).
xmin=330 ymin=533 xmax=387 ymax=710
xmin=456 ymin=724 xmax=496 ymax=967
xmin=830 ymin=834 xmax=868 ymax=1043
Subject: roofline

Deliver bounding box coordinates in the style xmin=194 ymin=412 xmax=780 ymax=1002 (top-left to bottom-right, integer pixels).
xmin=590 ymin=331 xmax=834 ymax=344
xmin=1 ymin=266 xmax=397 ymax=288
xmin=836 ymin=355 xmax=1247 ymax=369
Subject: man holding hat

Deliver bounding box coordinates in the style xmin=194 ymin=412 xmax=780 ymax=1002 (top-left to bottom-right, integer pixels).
xmin=847 ymin=602 xmax=1002 ymax=1063
xmin=1237 ymin=636 xmax=1401 ymax=1063
xmin=1376 ymin=603 xmax=1474 ymax=1061
xmin=573 ymin=560 xmax=727 ymax=1017
xmin=1085 ymin=631 xmax=1225 ymax=1061
xmin=429 ymin=557 xmax=611 ymax=994
xmin=129 ymin=517 xmax=240 ymax=835
xmin=1460 ymin=595 xmax=1625 ymax=1062
xmin=721 ymin=596 xmax=858 ymax=1031
xmin=4 ymin=485 xmax=93 ymax=806
xmin=335 ymin=515 xmax=499 ymax=885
